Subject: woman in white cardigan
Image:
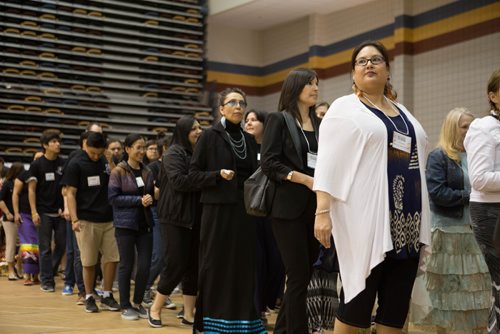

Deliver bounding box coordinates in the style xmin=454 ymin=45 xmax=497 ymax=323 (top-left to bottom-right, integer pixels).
xmin=313 ymin=40 xmax=430 ymax=334
xmin=463 ymin=69 xmax=500 ymax=334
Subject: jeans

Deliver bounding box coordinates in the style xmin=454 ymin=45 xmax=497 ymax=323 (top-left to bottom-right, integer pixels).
xmin=64 ymin=220 xmax=84 ymax=293
xmin=115 ymin=227 xmax=153 ymax=309
xmin=146 ymin=206 xmax=164 ymax=290
xmin=37 ymin=214 xmax=66 ymax=286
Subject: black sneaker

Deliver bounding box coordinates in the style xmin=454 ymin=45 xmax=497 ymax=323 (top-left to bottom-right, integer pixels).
xmin=100 ymin=294 xmax=120 ymax=311
xmin=176 ymin=307 xmax=184 ymax=319
xmin=142 ymin=289 xmax=153 ymax=307
xmin=85 ymin=296 xmax=99 ymax=313
xmin=40 ymin=284 xmax=55 ymax=292
xmin=134 ymin=305 xmax=148 ymax=319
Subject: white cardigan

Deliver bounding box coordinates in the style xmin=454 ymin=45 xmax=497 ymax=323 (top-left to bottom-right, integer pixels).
xmin=464 ymin=114 xmax=500 ymax=202
xmin=313 ymin=94 xmax=431 ymax=303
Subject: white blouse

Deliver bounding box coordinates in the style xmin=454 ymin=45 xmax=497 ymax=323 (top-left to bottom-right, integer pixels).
xmin=313 ymin=94 xmax=431 ymax=303
xmin=464 ymin=114 xmax=500 ymax=202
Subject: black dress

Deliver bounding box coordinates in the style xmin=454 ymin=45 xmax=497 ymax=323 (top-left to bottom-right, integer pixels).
xmin=190 ymin=120 xmax=265 ymax=333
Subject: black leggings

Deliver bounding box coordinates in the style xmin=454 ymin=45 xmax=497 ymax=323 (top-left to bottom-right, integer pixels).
xmin=115 ymin=227 xmax=153 ymax=309
xmin=156 ymin=223 xmax=199 ymax=296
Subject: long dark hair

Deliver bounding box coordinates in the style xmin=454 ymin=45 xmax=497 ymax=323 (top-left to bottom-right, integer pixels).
xmin=351 ymin=40 xmax=397 ymax=100
xmin=122 ymin=133 xmax=144 ymax=162
xmin=278 ymin=68 xmax=318 ymax=124
xmin=171 ymin=116 xmax=197 ymax=152
xmin=5 ymin=162 xmax=25 ymax=181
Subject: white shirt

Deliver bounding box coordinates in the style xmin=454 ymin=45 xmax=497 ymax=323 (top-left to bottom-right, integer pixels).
xmin=464 ymin=114 xmax=500 ymax=202
xmin=313 ymin=94 xmax=431 ymax=303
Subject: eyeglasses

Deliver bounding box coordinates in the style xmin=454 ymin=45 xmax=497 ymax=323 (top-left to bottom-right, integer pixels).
xmin=223 ymin=99 xmax=247 ymax=108
xmin=354 ymin=55 xmax=385 ymax=67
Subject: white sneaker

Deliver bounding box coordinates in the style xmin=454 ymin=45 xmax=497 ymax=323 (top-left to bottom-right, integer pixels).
xmin=164 ymin=297 xmax=176 ymax=310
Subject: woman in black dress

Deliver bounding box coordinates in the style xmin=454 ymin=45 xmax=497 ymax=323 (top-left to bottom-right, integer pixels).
xmin=190 ymin=88 xmax=265 ymax=333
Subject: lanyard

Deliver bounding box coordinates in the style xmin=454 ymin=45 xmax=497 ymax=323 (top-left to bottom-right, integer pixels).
xmin=364 ymin=96 xmax=409 ymax=135
xmin=295 ymin=119 xmax=317 ymax=153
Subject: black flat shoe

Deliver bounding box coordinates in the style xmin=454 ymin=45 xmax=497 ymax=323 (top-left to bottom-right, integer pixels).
xmin=148 ymin=311 xmax=162 ymax=328
xmin=181 ymin=318 xmax=194 ymax=326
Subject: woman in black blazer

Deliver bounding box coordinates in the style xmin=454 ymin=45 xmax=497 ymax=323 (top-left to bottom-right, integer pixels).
xmin=261 ymin=68 xmax=321 ymax=333
xmin=147 ymin=116 xmax=205 ymax=328
xmin=190 ymin=88 xmax=265 ymax=333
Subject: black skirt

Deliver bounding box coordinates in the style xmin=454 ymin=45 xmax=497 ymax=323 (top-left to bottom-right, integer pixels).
xmin=194 ymin=193 xmax=266 ymax=333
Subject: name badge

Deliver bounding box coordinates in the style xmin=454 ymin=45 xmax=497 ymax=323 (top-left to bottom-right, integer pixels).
xmin=307 ymin=152 xmax=317 ymax=169
xmin=136 ymin=176 xmax=144 ymax=188
xmin=257 ymin=153 xmax=261 ymax=161
xmin=45 ymin=172 xmax=55 ymax=181
xmin=392 ymin=132 xmax=412 ymax=153
xmin=87 ymin=175 xmax=100 ymax=187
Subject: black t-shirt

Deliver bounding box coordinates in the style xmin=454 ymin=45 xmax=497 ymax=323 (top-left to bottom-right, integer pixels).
xmin=28 ymin=155 xmax=65 ymax=214
xmin=17 ymin=171 xmax=31 ymax=213
xmin=0 ymin=179 xmax=14 ymax=219
xmin=64 ymin=152 xmax=113 ymax=222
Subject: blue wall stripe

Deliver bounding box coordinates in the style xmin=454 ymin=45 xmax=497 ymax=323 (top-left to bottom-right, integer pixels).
xmin=207 ymin=0 xmax=496 ymax=76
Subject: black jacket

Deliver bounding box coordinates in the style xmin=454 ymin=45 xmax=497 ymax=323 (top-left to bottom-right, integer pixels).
xmin=261 ymin=111 xmax=320 ymax=220
xmin=157 ymin=144 xmax=213 ymax=228
xmin=190 ymin=121 xmax=259 ymax=204
xmin=426 ymin=148 xmax=469 ymax=218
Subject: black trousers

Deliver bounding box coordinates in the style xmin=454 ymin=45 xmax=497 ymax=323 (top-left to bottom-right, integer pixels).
xmin=156 ymin=223 xmax=199 ymax=296
xmin=115 ymin=227 xmax=153 ymax=309
xmin=271 ymin=196 xmax=319 ymax=334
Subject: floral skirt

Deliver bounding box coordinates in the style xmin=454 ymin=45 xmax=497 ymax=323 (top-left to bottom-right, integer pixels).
xmin=416 ymin=226 xmax=491 ymax=333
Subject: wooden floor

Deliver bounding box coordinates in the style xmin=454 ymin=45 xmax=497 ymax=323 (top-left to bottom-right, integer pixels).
xmin=0 ymin=275 xmax=433 ymax=334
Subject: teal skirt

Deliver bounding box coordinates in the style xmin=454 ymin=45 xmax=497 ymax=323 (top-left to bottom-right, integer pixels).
xmin=418 ymin=226 xmax=491 ymax=332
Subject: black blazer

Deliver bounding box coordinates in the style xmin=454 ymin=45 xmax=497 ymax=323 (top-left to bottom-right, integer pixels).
xmin=261 ymin=110 xmax=320 ymax=220
xmin=190 ymin=121 xmax=259 ymax=204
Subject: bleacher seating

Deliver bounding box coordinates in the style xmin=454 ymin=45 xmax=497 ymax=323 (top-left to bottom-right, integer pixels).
xmin=0 ymin=0 xmax=211 ymax=162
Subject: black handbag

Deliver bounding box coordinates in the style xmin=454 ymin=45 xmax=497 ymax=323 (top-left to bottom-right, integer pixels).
xmin=244 ymin=167 xmax=275 ymax=217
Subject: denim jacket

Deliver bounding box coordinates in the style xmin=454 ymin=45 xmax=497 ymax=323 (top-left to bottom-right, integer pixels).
xmin=108 ymin=161 xmax=154 ymax=230
xmin=426 ymin=148 xmax=469 ymax=218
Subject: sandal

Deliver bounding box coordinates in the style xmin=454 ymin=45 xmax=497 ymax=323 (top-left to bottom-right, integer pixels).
xmin=24 ymin=279 xmax=33 ymax=286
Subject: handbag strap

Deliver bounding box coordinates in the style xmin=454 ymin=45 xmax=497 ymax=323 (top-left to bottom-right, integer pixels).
xmin=282 ymin=111 xmax=303 ymax=167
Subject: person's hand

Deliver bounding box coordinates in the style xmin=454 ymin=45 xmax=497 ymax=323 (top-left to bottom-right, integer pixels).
xmin=72 ymin=221 xmax=81 ymax=232
xmin=62 ymin=207 xmax=71 ymax=221
xmin=314 ymin=213 xmax=332 ymax=248
xmin=32 ymin=212 xmax=41 ymax=226
xmin=142 ymin=194 xmax=153 ymax=207
xmin=14 ymin=213 xmax=21 ymax=225
xmin=220 ymin=169 xmax=235 ymax=181
xmin=5 ymin=212 xmax=13 ymax=222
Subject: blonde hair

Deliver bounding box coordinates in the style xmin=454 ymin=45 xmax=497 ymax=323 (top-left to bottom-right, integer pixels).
xmin=437 ymin=107 xmax=474 ymax=162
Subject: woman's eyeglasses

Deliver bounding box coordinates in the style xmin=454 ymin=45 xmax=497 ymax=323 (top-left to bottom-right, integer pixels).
xmin=223 ymin=99 xmax=247 ymax=108
xmin=354 ymin=55 xmax=385 ymax=67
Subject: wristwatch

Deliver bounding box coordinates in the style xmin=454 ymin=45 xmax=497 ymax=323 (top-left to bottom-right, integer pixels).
xmin=286 ymin=170 xmax=294 ymax=181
